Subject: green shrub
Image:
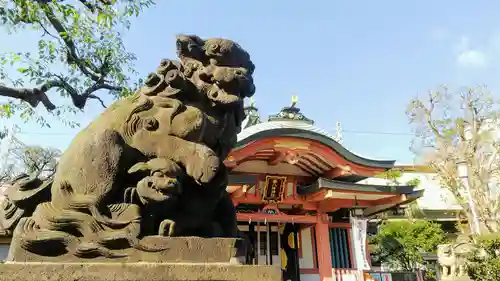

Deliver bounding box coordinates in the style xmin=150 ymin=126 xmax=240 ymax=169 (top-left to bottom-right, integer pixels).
xmin=370 ymin=220 xmax=447 ymax=272
xmin=467 ymin=234 xmax=500 ymax=281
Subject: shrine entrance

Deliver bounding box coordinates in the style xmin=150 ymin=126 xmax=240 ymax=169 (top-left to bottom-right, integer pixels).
xmin=238 ymin=221 xmax=301 ymax=281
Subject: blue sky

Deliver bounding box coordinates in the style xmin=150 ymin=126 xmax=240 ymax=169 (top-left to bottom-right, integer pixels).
xmin=1 ymin=0 xmax=500 ymax=164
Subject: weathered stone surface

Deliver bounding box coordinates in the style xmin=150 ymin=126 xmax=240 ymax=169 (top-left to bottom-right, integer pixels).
xmin=8 ymin=237 xmax=244 ymax=263
xmin=0 ymin=263 xmax=281 ymax=281
xmin=2 ymin=34 xmax=256 ymax=261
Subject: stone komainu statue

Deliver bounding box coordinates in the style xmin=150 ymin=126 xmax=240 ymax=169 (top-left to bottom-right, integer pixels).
xmin=1 ymin=35 xmax=255 ymax=259
xmin=437 ymin=241 xmax=474 ymax=279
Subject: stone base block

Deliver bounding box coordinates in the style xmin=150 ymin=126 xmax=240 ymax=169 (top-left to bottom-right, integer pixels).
xmin=0 ymin=262 xmax=282 ymax=281
xmin=8 ymin=237 xmax=244 ymax=263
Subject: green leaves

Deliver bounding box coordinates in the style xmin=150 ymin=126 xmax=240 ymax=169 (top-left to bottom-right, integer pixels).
xmin=375 ymin=168 xmax=404 ymax=186
xmin=406 ymin=178 xmax=421 ymax=187
xmin=0 ymin=0 xmax=155 ymax=126
xmin=467 ymin=234 xmax=500 ymax=281
xmin=0 ymin=103 xmax=14 ymax=118
xmin=370 ymin=220 xmax=448 ymax=271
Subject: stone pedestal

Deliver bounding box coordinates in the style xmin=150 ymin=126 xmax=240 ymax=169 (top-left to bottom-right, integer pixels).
xmin=0 ymin=263 xmax=281 ymax=281
xmin=7 ymin=237 xmax=245 ymax=263
xmin=0 ymin=237 xmax=282 ymax=281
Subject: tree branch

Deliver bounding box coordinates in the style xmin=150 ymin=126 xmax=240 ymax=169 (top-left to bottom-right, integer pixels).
xmin=1 ymin=0 xmax=133 ymax=111
xmin=0 ymin=83 xmax=57 ymax=110
xmin=53 ymin=77 xmax=116 ymax=109
xmin=425 ymin=91 xmax=445 ymax=140
xmin=40 ymin=3 xmax=102 ymax=81
xmin=78 ymin=82 xmax=122 ymax=108
xmin=88 ymin=94 xmax=107 ymax=108
xmin=0 ymin=76 xmax=122 ymax=110
xmin=77 ymin=0 xmax=114 ymax=13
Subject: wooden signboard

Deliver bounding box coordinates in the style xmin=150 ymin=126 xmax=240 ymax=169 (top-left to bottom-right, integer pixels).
xmin=262 ymin=176 xmax=287 ymax=202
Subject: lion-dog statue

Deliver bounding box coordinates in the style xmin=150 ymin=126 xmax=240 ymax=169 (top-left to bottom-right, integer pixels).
xmin=1 ymin=35 xmax=255 ymax=259
xmin=438 ymin=240 xmax=474 ymax=279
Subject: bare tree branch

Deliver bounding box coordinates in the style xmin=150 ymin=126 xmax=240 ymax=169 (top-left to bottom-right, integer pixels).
xmin=408 ymin=86 xmax=500 ymax=234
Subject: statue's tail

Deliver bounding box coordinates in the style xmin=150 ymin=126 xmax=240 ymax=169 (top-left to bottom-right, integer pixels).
xmin=16 ymin=216 xmax=126 ymax=259
xmin=14 ymin=202 xmax=166 ymax=258
xmin=67 ymin=194 xmax=136 ymax=228
xmin=0 ymin=175 xmax=52 ymax=235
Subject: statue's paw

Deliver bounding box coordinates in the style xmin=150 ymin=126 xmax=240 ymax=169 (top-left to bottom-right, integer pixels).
xmin=158 ymin=219 xmax=176 ymax=236
xmin=186 ymin=155 xmax=220 ymax=184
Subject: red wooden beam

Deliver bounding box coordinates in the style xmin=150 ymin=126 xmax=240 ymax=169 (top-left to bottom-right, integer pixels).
xmin=236 ymin=213 xmax=318 ymax=224
xmin=328 ymin=222 xmax=351 ymax=229
xmin=232 ymin=196 xmax=318 ymax=210
xmin=318 ymin=198 xmax=373 ymax=212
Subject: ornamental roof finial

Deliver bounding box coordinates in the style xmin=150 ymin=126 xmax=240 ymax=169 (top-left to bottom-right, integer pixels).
xmin=267 ymin=94 xmax=313 ymax=124
xmin=291 ymin=95 xmax=298 ymax=107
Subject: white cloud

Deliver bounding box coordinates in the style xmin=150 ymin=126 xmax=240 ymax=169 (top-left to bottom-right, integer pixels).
xmin=454 ymin=36 xmax=488 ymax=68
xmin=456 ymin=49 xmax=487 ymax=68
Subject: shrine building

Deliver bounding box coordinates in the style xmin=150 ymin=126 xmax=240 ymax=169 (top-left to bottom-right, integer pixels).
xmin=0 ymin=98 xmax=424 ymax=281
xmin=226 ymin=99 xmax=423 ymax=281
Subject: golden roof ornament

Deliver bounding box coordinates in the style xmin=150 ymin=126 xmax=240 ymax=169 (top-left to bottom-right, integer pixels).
xmin=267 ymin=94 xmax=314 ymax=124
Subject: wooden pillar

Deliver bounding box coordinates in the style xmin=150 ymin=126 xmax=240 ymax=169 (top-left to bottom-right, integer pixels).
xmin=315 ymin=213 xmax=333 ymax=281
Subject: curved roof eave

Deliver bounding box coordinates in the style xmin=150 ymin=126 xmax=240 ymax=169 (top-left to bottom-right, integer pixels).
xmin=297 ymin=178 xmax=417 ymax=195
xmin=235 ymin=121 xmax=395 ymax=170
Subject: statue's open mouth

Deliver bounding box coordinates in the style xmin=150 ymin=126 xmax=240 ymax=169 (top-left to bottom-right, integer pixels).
xmin=154 ymin=186 xmax=172 ymax=197
xmin=142 ymin=188 xmax=174 ymax=203
xmin=136 ymin=177 xmax=180 ymax=204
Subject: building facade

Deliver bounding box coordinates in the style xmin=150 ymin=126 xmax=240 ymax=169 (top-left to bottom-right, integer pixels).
xmin=226 ymin=101 xmax=423 ymax=281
